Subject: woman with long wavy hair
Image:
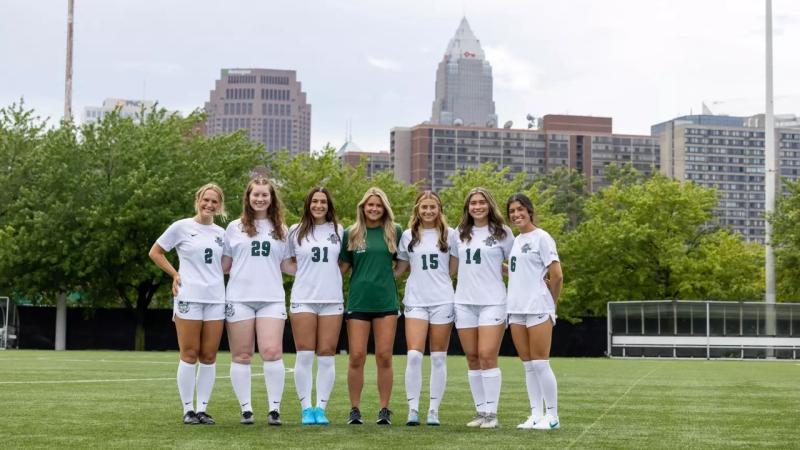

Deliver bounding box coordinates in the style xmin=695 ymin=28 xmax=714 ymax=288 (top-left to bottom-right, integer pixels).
xmin=287 ymin=187 xmax=344 ymax=425
xmin=221 ymin=177 xmax=294 ymax=426
xmin=394 ymin=190 xmax=458 ymax=426
xmin=339 ymin=187 xmax=402 ymax=426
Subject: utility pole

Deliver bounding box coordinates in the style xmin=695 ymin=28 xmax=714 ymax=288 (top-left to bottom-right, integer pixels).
xmin=64 ymin=0 xmax=75 ymax=121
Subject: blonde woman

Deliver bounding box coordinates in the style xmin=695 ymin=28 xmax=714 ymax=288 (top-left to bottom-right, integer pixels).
xmin=149 ymin=183 xmax=227 ymax=425
xmin=339 ymin=187 xmax=402 ymax=426
xmin=394 ymin=191 xmax=458 ymax=426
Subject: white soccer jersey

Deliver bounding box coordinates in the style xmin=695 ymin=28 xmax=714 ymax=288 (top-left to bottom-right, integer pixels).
xmin=506 ymin=228 xmax=560 ymax=314
xmin=156 ymin=218 xmax=225 ymax=303
xmin=397 ymin=227 xmax=459 ymax=307
xmin=223 ymin=218 xmax=289 ymax=303
xmin=453 ymin=225 xmax=514 ymax=306
xmin=287 ymin=222 xmax=344 ymax=304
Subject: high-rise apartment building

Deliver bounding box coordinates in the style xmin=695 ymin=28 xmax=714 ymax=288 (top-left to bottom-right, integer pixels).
xmin=392 ymin=115 xmax=659 ymax=191
xmin=431 ymin=18 xmax=497 ymax=127
xmin=83 ymin=98 xmax=156 ymax=124
xmin=204 ymin=69 xmax=311 ymax=156
xmin=654 ymin=113 xmax=800 ymax=242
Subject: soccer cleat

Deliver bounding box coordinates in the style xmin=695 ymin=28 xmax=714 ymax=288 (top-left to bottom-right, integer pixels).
xmin=426 ymin=409 xmax=440 ymax=426
xmin=466 ymin=412 xmax=486 ymax=427
xmin=301 ymin=407 xmax=316 ymax=425
xmin=479 ymin=413 xmax=499 ymax=429
xmin=376 ymin=407 xmax=392 ymax=425
xmin=268 ymin=410 xmax=282 ymax=426
xmin=406 ymin=409 xmax=420 ymax=426
xmin=182 ymin=410 xmax=200 ymax=425
xmin=532 ymin=413 xmax=559 ymax=430
xmin=240 ymin=411 xmax=254 ymax=425
xmin=196 ymin=412 xmax=215 ymax=425
xmin=313 ymin=407 xmax=330 ymax=425
xmin=516 ymin=414 xmax=539 ymax=429
xmin=348 ymin=407 xmax=363 ymax=425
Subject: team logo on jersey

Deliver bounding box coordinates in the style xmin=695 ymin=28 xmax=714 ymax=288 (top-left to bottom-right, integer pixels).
xmin=269 ymin=230 xmax=281 ymax=241
xmin=405 ymin=306 xmax=415 ymax=314
xmin=483 ymin=236 xmax=498 ymax=247
xmin=225 ymin=303 xmax=235 ymax=318
xmin=327 ymin=233 xmax=340 ymax=244
xmin=178 ymin=301 xmax=190 ymax=314
xmin=521 ymin=243 xmax=533 ymax=253
xmin=215 ymin=236 xmax=224 ymax=248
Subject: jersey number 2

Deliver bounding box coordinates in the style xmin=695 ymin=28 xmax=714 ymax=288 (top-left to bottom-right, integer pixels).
xmin=204 ymin=248 xmax=213 ymax=264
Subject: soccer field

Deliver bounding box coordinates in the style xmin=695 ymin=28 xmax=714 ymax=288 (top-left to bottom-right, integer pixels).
xmin=0 ymin=351 xmax=797 ymax=449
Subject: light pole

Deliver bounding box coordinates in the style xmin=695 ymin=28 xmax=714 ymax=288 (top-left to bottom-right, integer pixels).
xmin=64 ymin=0 xmax=74 ymax=121
xmin=764 ymin=0 xmax=777 ymax=348
xmin=523 ymin=114 xmax=535 ymax=179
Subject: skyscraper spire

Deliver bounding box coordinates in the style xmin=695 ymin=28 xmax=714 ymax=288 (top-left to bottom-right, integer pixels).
xmin=431 ymin=18 xmax=497 ymax=127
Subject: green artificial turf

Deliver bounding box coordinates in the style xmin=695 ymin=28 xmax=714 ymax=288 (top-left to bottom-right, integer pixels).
xmin=1 ymin=351 xmax=797 ymax=449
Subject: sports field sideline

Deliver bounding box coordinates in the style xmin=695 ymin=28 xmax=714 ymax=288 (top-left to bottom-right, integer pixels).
xmin=1 ymin=351 xmax=797 ymax=449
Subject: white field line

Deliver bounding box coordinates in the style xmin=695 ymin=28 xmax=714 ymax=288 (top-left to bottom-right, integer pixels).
xmin=0 ymin=368 xmax=294 ymax=385
xmin=0 ymin=358 xmax=175 ymax=365
xmin=567 ymin=365 xmax=659 ymax=449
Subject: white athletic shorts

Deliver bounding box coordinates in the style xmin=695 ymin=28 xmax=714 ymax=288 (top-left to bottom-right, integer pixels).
xmin=508 ymin=312 xmax=556 ymax=328
xmin=173 ymin=300 xmax=225 ymax=321
xmin=290 ymin=302 xmax=345 ymax=316
xmin=404 ymin=303 xmax=454 ymax=325
xmin=225 ymin=301 xmax=287 ymax=323
xmin=454 ymin=304 xmax=507 ymax=329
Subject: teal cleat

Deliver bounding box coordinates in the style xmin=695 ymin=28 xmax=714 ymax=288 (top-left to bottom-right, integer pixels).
xmin=301 ymin=407 xmax=317 ymax=425
xmin=313 ymin=407 xmax=330 ymax=425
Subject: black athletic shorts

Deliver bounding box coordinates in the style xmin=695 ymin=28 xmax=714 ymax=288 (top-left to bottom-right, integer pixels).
xmin=344 ymin=310 xmax=399 ymax=321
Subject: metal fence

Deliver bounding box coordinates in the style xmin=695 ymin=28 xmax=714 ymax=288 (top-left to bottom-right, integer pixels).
xmin=607 ymin=300 xmax=800 ymax=359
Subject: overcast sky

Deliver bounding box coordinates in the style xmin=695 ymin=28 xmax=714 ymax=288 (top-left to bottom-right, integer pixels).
xmin=2 ymin=0 xmax=799 ymax=152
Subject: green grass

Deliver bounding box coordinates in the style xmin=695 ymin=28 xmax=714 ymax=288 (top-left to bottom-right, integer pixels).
xmin=1 ymin=351 xmax=798 ymax=449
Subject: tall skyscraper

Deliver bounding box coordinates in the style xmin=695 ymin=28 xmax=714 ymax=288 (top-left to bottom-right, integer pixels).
xmin=204 ymin=68 xmax=311 ymax=156
xmin=431 ymin=18 xmax=497 ymax=127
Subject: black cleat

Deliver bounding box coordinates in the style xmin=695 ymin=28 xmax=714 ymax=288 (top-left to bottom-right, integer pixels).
xmin=268 ymin=410 xmax=282 ymax=426
xmin=376 ymin=407 xmax=392 ymax=425
xmin=183 ymin=410 xmax=200 ymax=425
xmin=240 ymin=411 xmax=254 ymax=425
xmin=348 ymin=407 xmax=363 ymax=425
xmin=196 ymin=412 xmax=215 ymax=425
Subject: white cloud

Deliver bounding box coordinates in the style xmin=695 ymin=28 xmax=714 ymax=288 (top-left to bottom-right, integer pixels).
xmin=484 ymin=45 xmax=542 ymax=93
xmin=366 ymin=56 xmax=402 ymax=71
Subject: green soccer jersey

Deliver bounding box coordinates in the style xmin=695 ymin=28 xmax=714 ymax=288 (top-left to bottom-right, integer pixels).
xmin=340 ymin=224 xmax=402 ymax=312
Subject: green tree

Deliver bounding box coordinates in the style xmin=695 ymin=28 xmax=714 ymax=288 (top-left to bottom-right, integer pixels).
xmin=532 ymin=167 xmax=589 ymax=229
xmin=561 ymin=173 xmax=763 ymax=316
xmin=771 ymin=179 xmax=800 ymax=301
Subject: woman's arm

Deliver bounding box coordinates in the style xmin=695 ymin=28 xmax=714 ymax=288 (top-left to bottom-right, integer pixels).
xmin=281 ymin=257 xmax=297 ymax=275
xmin=221 ymin=255 xmax=232 ymax=274
xmin=394 ymin=260 xmax=409 ymax=278
xmin=449 ymin=255 xmax=458 ymax=277
xmin=547 ymin=261 xmax=563 ymax=305
xmin=149 ymin=243 xmax=181 ymax=297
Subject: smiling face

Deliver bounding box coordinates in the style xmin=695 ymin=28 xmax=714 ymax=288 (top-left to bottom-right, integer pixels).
xmin=468 ymin=193 xmax=489 ymax=224
xmin=196 ymin=189 xmax=221 ymax=222
xmin=508 ymin=200 xmax=534 ymax=232
xmin=309 ymin=191 xmax=329 ymax=224
xmin=249 ymin=184 xmax=271 ymax=218
xmin=417 ymin=198 xmax=440 ymax=228
xmin=363 ymin=195 xmax=385 ymax=226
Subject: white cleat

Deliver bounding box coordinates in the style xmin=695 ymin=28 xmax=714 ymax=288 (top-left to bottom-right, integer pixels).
xmin=532 ymin=413 xmax=559 ymax=430
xmin=479 ymin=413 xmax=499 ymax=429
xmin=516 ymin=414 xmax=540 ymax=429
xmin=466 ymin=412 xmax=487 ymax=427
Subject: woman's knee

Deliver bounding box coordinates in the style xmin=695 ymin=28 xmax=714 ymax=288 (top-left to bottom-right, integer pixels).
xmin=259 ymin=346 xmax=283 ymax=361
xmin=349 ymin=350 xmax=366 ymax=368
xmin=375 ymin=351 xmax=393 ymax=368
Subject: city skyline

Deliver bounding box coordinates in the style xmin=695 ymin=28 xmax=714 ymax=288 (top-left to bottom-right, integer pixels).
xmin=2 ymin=0 xmax=799 ymax=153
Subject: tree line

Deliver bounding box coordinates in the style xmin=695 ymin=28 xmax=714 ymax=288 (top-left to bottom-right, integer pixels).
xmin=1 ymin=103 xmax=798 ymax=347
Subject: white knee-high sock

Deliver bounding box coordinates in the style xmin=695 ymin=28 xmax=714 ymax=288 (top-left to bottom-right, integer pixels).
xmin=481 ymin=368 xmax=501 ymax=415
xmin=315 ymin=355 xmax=335 ymax=410
xmin=524 ymin=360 xmax=543 ymax=419
xmin=429 ymin=352 xmax=447 ymax=412
xmin=177 ymin=360 xmax=196 ymax=413
xmin=294 ymin=351 xmax=314 ymax=410
xmin=467 ymin=369 xmax=486 ymax=413
xmin=263 ymin=359 xmax=285 ymax=412
xmin=230 ymin=361 xmax=252 ymax=413
xmin=532 ymin=360 xmax=558 ymax=417
xmin=195 ymin=362 xmax=216 ymax=413
xmin=405 ymin=350 xmax=424 ymax=411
